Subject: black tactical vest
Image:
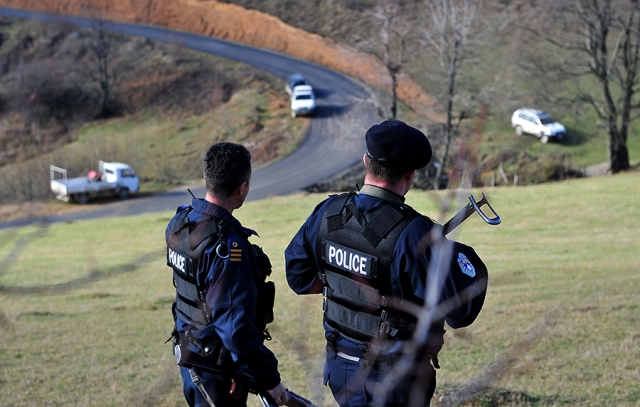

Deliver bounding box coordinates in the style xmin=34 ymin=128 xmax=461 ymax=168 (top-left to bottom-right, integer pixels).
xmin=166 ymin=207 xmax=228 ymax=329
xmin=166 ymin=206 xmax=276 ymax=373
xmin=316 ymin=191 xmax=425 ymax=342
xmin=166 ymin=206 xmax=276 ymax=334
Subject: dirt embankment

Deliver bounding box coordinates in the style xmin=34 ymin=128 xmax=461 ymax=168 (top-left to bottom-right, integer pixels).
xmin=0 ymin=0 xmax=442 ymax=121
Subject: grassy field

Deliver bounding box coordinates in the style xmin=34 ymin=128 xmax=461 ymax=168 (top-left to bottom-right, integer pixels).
xmin=0 ymin=171 xmax=639 ymax=406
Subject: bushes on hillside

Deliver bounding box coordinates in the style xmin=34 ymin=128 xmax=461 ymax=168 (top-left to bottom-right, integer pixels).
xmin=0 ymin=17 xmax=249 ymax=168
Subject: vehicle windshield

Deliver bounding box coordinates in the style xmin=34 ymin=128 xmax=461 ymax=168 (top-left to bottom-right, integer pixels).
xmin=539 ymin=115 xmax=556 ymax=125
xmin=295 ymin=95 xmax=312 ymax=100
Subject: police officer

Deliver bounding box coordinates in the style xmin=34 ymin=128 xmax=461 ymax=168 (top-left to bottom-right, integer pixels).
xmin=284 ymin=120 xmax=488 ymax=406
xmin=166 ymin=142 xmax=289 ymax=407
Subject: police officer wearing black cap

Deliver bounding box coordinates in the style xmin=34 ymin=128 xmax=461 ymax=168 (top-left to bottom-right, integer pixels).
xmin=284 ymin=120 xmax=488 ymax=406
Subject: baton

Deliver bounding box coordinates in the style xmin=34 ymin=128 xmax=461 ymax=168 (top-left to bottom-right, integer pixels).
xmin=442 ymin=192 xmax=501 ymax=235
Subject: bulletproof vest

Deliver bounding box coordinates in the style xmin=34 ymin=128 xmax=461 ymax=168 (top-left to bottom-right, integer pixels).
xmin=166 ymin=206 xmax=277 ymax=374
xmin=316 ymin=192 xmax=423 ymax=342
xmin=166 ymin=207 xmax=227 ymax=330
xmin=166 ymin=206 xmax=276 ymax=334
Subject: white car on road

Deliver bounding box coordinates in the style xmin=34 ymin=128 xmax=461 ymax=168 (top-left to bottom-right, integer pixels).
xmin=511 ymin=108 xmax=566 ymax=144
xmin=290 ymin=85 xmax=316 ymax=117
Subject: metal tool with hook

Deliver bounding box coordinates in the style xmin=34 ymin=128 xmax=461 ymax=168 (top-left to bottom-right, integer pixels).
xmin=442 ymin=192 xmax=501 ymax=235
xmin=257 ymin=389 xmax=318 ymax=407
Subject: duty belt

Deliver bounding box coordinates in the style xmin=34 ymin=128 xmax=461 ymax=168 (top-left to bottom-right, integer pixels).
xmin=327 ymin=331 xmax=401 ymax=367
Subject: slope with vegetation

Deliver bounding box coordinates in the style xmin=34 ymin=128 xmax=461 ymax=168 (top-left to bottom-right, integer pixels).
xmin=215 ymin=1 xmax=640 ymax=182
xmin=0 ymin=0 xmax=440 ymax=118
xmin=2 ymin=0 xmax=637 ymax=190
xmin=0 ymin=0 xmax=639 ymax=219
xmin=0 ymin=16 xmax=307 ymax=212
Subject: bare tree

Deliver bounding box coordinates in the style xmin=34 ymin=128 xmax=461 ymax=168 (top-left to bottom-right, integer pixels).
xmin=534 ymin=0 xmax=637 ymax=174
xmin=88 ymin=20 xmax=117 ymax=117
xmin=360 ymin=1 xmax=411 ymax=119
xmin=81 ymin=4 xmax=120 ymax=118
xmin=419 ymin=0 xmax=511 ymax=189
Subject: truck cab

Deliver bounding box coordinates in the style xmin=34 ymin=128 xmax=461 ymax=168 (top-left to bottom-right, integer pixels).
xmin=99 ymin=161 xmax=140 ymax=197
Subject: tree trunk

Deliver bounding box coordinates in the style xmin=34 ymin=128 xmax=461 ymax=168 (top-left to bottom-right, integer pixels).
xmin=434 ymin=39 xmax=460 ymax=190
xmin=390 ymin=68 xmax=397 ymax=119
xmin=609 ymin=127 xmax=630 ymax=173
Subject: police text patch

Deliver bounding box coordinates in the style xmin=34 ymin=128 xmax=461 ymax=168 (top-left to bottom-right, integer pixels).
xmin=168 ymin=248 xmax=187 ymax=274
xmin=325 ymin=241 xmax=375 ymax=278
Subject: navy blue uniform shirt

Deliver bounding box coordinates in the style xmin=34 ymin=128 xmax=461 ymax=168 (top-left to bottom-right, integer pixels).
xmin=169 ymin=198 xmax=281 ymax=390
xmin=285 ymin=185 xmax=488 ymax=347
xmin=285 ymin=186 xmax=488 ymax=407
xmin=285 ymin=186 xmax=434 ymax=299
xmin=284 ymin=186 xmax=440 ymax=352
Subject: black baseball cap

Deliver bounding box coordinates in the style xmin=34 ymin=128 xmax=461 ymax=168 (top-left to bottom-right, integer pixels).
xmin=365 ymin=120 xmax=432 ymax=171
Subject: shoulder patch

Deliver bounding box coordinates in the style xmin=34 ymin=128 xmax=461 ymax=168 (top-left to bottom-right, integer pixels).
xmin=457 ymin=252 xmax=476 ymax=278
xmin=229 ymin=241 xmax=242 ymax=262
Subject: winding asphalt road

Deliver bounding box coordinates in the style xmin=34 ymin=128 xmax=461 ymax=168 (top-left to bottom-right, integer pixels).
xmin=0 ymin=7 xmax=380 ymax=229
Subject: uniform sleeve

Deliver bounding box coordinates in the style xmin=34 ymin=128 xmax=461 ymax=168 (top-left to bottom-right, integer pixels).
xmin=392 ymin=218 xmax=488 ymax=329
xmin=284 ymin=200 xmax=328 ymax=295
xmin=201 ymin=234 xmax=281 ymax=390
xmin=441 ymin=242 xmax=488 ymax=329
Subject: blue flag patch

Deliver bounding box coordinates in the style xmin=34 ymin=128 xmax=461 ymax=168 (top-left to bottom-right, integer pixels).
xmin=458 ymin=252 xmax=476 ymax=278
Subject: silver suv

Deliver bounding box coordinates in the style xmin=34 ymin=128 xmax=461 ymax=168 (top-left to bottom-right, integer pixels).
xmin=510 ymin=108 xmax=566 ymax=144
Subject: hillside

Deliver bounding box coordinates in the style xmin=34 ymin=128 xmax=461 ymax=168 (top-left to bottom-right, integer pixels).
xmin=0 ymin=0 xmax=442 ymax=120
xmin=2 ymin=2 xmax=631 ymax=166
xmin=1 ymin=0 xmax=638 ymax=218
xmin=0 ymin=14 xmax=310 ymax=209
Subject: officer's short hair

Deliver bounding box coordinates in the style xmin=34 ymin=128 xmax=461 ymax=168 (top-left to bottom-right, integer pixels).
xmin=203 ymin=142 xmax=251 ymax=198
xmin=364 ymin=155 xmax=405 ymax=184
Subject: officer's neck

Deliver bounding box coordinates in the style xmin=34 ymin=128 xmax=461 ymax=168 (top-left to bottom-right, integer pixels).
xmin=205 ymin=192 xmax=242 ymax=215
xmin=363 ymin=173 xmax=413 ymax=197
xmin=204 ymin=181 xmax=249 ymax=214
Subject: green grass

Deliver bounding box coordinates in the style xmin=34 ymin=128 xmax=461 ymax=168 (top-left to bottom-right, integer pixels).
xmin=1 ymin=171 xmax=639 ymax=406
xmin=482 ymin=112 xmax=640 ymax=168
xmin=0 ymin=77 xmax=307 ymax=204
xmin=67 ymin=83 xmax=303 ymax=185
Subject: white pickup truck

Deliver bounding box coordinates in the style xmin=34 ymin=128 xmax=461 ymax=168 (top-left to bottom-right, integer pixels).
xmin=50 ymin=161 xmax=140 ymax=204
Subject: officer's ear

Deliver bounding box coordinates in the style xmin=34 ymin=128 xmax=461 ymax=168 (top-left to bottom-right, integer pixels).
xmin=237 ymin=180 xmax=250 ymax=199
xmin=230 ymin=181 xmax=250 ymax=209
xmin=404 ymin=169 xmax=416 ymax=182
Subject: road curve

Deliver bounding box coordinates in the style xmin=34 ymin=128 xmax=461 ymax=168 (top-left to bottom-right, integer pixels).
xmin=0 ymin=7 xmax=380 ymax=229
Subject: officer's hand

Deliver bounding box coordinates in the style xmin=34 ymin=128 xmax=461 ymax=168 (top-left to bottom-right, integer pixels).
xmin=267 ymin=382 xmax=289 ymax=406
